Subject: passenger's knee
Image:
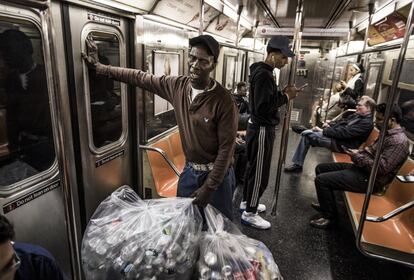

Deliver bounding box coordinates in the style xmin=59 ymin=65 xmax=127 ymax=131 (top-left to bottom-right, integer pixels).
xmin=314 ymin=174 xmax=328 ymax=189
xmin=315 ymin=163 xmax=323 ymax=175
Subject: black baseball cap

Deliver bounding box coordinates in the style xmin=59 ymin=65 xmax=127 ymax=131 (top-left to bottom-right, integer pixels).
xmin=267 ymin=35 xmax=295 ymax=57
xmin=189 ymin=35 xmax=220 ymax=62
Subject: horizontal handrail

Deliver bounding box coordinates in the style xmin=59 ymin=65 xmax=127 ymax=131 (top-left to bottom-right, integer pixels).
xmin=336 ymin=42 xmax=402 ymax=58
xmin=139 ymin=145 xmax=181 ymax=177
xmin=366 ymin=200 xmax=414 ymax=222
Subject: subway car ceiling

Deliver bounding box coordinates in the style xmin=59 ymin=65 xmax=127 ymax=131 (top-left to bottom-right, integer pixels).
xmin=2 ymin=0 xmax=414 ymax=279
xmin=48 ymin=0 xmax=413 ymax=49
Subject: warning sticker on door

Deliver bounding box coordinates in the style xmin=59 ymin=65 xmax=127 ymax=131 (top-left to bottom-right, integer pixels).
xmin=3 ymin=180 xmax=61 ymax=214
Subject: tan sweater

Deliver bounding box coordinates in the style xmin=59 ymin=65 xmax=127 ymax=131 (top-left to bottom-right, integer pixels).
xmin=96 ymin=64 xmax=238 ymax=190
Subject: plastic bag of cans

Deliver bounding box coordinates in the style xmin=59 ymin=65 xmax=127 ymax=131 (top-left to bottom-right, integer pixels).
xmin=197 ymin=205 xmax=283 ymax=280
xmin=81 ymin=186 xmax=203 ymax=280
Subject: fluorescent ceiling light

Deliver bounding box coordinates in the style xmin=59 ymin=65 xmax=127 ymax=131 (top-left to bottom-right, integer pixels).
xmin=204 ymin=31 xmax=234 ymax=45
xmin=205 ymin=0 xmax=224 ymax=11
xmin=223 ymin=5 xmax=238 ymax=22
xmin=223 ymin=0 xmax=237 ymax=10
xmin=143 ymin=14 xmax=197 ymax=31
xmin=90 ymin=0 xmax=144 ymax=13
xmin=240 ymin=16 xmax=252 ymax=30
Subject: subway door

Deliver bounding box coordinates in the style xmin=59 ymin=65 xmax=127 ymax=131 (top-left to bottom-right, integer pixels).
xmin=66 ymin=6 xmax=132 ymax=221
xmin=0 ymin=2 xmax=74 ymax=278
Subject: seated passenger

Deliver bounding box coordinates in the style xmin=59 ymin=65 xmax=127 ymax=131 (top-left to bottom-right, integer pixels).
xmin=339 ymin=62 xmax=365 ymax=108
xmin=233 ymin=81 xmax=250 ymax=131
xmin=285 ymin=96 xmax=375 ymax=172
xmin=401 ymin=99 xmax=414 ymax=135
xmin=0 ymin=214 xmax=66 ymax=280
xmin=233 ymin=82 xmax=249 ymax=114
xmin=0 ymin=29 xmax=54 ymax=183
xmin=319 ymin=82 xmax=343 ymax=122
xmin=234 ymin=133 xmax=247 ymax=186
xmin=309 ymin=103 xmax=409 ymax=229
xmin=294 ymin=82 xmax=344 ymax=133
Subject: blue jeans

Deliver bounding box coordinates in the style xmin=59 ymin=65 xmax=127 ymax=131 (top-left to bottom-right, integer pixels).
xmin=177 ymin=163 xmax=235 ymax=220
xmin=292 ymin=129 xmax=332 ymax=166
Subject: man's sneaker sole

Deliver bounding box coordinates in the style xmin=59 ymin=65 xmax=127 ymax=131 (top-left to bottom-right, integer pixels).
xmin=241 ymin=218 xmax=271 ymax=230
xmin=239 ymin=208 xmax=266 ymax=214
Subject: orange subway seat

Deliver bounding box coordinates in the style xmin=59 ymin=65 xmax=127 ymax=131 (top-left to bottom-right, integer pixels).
xmin=146 ymin=138 xmax=178 ymax=197
xmin=344 ymin=157 xmax=414 ymax=254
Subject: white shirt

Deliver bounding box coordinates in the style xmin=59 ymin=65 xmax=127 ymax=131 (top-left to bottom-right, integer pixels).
xmin=190 ymin=80 xmax=217 ymax=103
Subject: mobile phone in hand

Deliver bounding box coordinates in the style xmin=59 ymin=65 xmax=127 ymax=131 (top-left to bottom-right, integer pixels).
xmin=396 ymin=175 xmax=414 ymax=183
xmin=298 ymin=83 xmax=308 ymax=91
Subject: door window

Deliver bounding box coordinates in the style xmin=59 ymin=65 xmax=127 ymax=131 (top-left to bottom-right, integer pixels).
xmin=0 ymin=17 xmax=56 ymax=187
xmin=86 ymin=32 xmax=123 ymax=149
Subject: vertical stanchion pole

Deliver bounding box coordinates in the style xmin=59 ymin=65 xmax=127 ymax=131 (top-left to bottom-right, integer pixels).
xmin=233 ymin=5 xmax=243 ymax=89
xmin=271 ymin=0 xmax=304 ymax=216
xmin=362 ymin=3 xmax=375 ymax=69
xmin=199 ymin=0 xmax=205 ymax=35
xmin=324 ymin=43 xmax=338 ymax=123
xmin=345 ymin=21 xmax=352 ymax=55
xmin=355 ymin=2 xmax=414 ymax=263
xmin=362 ymin=3 xmax=375 ymax=53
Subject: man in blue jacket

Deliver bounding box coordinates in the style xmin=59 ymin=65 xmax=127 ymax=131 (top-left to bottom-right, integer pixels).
xmin=0 ymin=215 xmax=66 ymax=280
xmin=285 ymin=95 xmax=375 ymax=172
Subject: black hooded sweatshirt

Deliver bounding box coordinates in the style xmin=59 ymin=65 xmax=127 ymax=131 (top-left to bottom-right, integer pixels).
xmin=248 ymin=61 xmax=288 ymax=128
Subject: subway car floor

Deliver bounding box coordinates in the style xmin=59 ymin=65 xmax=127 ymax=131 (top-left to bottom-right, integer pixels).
xmin=232 ymin=130 xmax=412 ymax=280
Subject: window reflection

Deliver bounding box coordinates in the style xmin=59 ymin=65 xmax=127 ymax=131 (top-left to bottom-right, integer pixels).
xmin=0 ymin=18 xmax=55 ymax=187
xmin=143 ymin=50 xmax=177 ymax=140
xmin=399 ymin=89 xmax=414 ymax=138
xmin=87 ymin=32 xmax=123 ymax=148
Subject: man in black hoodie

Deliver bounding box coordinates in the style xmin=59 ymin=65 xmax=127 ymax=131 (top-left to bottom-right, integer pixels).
xmin=241 ymin=36 xmax=299 ymax=229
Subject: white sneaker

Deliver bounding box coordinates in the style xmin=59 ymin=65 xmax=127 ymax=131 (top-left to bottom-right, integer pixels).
xmin=239 ymin=201 xmax=266 ymax=213
xmin=241 ymin=211 xmax=271 ymax=229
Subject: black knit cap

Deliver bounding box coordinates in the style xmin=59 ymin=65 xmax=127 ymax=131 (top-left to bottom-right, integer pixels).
xmin=189 ymin=35 xmax=220 ymax=62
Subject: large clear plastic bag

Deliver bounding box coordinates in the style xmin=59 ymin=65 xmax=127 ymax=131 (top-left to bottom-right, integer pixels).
xmin=197 ymin=206 xmax=283 ymax=280
xmin=81 ymin=186 xmax=203 ymax=280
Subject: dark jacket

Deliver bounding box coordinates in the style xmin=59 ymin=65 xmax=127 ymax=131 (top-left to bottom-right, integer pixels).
xmin=248 ymin=62 xmax=288 ymax=128
xmin=323 ymin=113 xmax=373 ymax=151
xmin=15 ymin=242 xmax=67 ymax=280
xmin=233 ymin=94 xmax=249 ymax=114
xmin=340 ymin=76 xmax=364 ymax=109
xmin=233 ymin=94 xmax=249 ymax=130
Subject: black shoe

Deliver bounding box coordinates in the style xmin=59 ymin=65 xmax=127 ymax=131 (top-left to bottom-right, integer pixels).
xmin=292 ymin=125 xmax=308 ymax=134
xmin=309 ymin=217 xmax=334 ymax=229
xmin=311 ymin=202 xmax=321 ymax=212
xmin=284 ymin=164 xmax=303 ymax=172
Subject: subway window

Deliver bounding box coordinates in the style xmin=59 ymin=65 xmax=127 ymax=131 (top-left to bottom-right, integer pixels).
xmin=0 ymin=17 xmax=55 ymax=187
xmin=144 ymin=49 xmax=177 ymax=140
xmin=86 ymin=32 xmax=123 ymax=149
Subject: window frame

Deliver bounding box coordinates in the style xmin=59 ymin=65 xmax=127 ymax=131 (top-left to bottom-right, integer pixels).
xmin=151 ymin=50 xmax=180 ymax=116
xmin=364 ymin=60 xmax=385 ymax=100
xmin=382 ymin=45 xmax=414 ymax=91
xmin=223 ymin=54 xmax=237 ymax=90
xmin=81 ymin=26 xmax=128 ymax=155
xmin=0 ymin=10 xmax=59 ymax=195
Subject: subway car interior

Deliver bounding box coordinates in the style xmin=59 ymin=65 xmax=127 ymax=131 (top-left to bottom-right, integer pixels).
xmin=1 ymin=0 xmax=414 ymax=279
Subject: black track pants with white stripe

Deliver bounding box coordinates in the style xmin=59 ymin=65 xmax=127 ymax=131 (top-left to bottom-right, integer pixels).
xmin=243 ymin=124 xmax=276 ymax=213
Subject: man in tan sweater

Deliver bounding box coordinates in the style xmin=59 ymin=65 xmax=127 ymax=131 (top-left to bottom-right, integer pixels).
xmin=82 ymin=34 xmax=238 ymax=220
